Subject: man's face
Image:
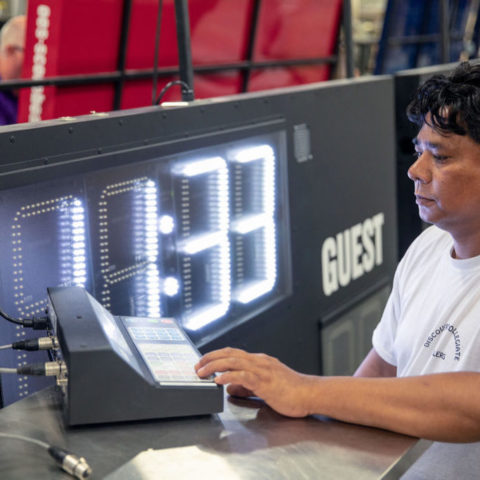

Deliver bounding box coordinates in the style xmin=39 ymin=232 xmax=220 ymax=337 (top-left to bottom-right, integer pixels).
xmin=1 ymin=44 xmax=24 ymax=81
xmin=408 ymin=119 xmax=480 ymax=236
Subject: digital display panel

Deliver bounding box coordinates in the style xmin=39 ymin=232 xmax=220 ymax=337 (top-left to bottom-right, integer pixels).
xmin=86 ymin=292 xmax=145 ymax=378
xmin=121 ymin=315 xmax=216 ymax=386
xmin=0 ymin=130 xmax=291 ymax=351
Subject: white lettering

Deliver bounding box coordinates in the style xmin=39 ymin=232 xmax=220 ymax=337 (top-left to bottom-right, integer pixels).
xmin=33 ymin=52 xmax=47 ymax=66
xmin=321 ymin=213 xmax=385 ymax=296
xmin=336 ymin=230 xmax=351 ymax=287
xmin=32 ymin=64 xmax=45 ymax=78
xmin=37 ymin=5 xmax=51 ymax=17
xmin=373 ymin=212 xmax=384 ymax=265
xmin=28 ymin=5 xmax=51 ymax=122
xmin=361 ymin=218 xmax=375 ymax=272
xmin=34 ymin=43 xmax=47 ymax=55
xmin=351 ymin=223 xmax=363 ymax=280
xmin=321 ymin=237 xmax=337 ymax=296
xmin=36 ymin=16 xmax=50 ymax=29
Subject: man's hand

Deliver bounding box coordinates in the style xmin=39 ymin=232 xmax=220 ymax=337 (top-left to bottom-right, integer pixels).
xmin=195 ymin=347 xmax=315 ymax=417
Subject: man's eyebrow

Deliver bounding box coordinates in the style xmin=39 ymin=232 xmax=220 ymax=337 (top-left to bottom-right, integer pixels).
xmin=411 ymin=138 xmax=444 ymax=149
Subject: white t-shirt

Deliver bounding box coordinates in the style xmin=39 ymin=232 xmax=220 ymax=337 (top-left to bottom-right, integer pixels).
xmin=373 ymin=225 xmax=480 ymax=479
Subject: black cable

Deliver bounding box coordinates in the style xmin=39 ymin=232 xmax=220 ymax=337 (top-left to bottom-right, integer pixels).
xmin=155 ymin=79 xmax=194 ymax=105
xmin=12 ymin=336 xmax=58 ymax=351
xmin=0 ymin=308 xmax=24 ymax=326
xmin=0 ymin=360 xmax=66 ymax=376
xmin=0 ymin=432 xmax=91 ymax=479
xmin=0 ymin=308 xmax=50 ymax=329
xmin=0 ymin=336 xmax=58 ymax=351
xmin=23 ymin=316 xmax=50 ymax=329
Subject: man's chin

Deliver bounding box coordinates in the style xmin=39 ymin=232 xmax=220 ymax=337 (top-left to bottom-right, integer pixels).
xmin=417 ymin=207 xmax=436 ymax=225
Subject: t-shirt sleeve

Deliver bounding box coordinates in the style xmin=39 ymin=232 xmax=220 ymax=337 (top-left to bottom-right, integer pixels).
xmin=372 ymin=266 xmax=402 ymax=367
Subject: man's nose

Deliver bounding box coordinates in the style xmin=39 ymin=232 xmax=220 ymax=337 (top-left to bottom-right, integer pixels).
xmin=407 ymin=152 xmax=430 ymax=183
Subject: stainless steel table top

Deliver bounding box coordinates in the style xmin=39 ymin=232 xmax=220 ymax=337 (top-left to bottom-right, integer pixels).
xmin=0 ymin=387 xmax=430 ymax=479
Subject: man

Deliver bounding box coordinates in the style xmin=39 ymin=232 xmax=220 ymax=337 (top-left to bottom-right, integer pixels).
xmin=196 ymin=61 xmax=480 ymax=478
xmin=0 ymin=15 xmax=26 ymax=125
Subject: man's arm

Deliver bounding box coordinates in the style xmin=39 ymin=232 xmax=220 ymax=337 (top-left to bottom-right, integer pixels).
xmin=195 ymin=347 xmax=480 ymax=443
xmin=354 ymin=348 xmax=396 ymax=377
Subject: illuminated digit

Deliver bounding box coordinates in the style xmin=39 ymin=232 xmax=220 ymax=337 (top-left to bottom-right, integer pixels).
xmin=12 ymin=196 xmax=87 ymax=317
xmin=135 ymin=179 xmax=162 ymax=318
xmin=173 ymin=156 xmax=231 ymax=330
xmin=59 ymin=198 xmax=87 ymax=287
xmin=229 ymin=145 xmax=277 ymax=303
xmin=98 ymin=178 xmax=161 ymax=316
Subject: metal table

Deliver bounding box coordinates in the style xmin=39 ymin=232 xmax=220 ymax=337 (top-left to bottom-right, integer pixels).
xmin=0 ymin=387 xmax=430 ymax=479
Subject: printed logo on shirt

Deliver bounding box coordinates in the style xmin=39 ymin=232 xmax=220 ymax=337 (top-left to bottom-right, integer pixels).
xmin=423 ymin=323 xmax=461 ymax=361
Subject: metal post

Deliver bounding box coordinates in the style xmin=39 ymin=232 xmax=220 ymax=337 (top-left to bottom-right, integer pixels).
xmin=343 ymin=0 xmax=355 ymax=78
xmin=241 ymin=0 xmax=262 ymax=93
xmin=114 ymin=0 xmax=133 ymax=110
xmin=174 ymin=0 xmax=195 ymax=100
xmin=152 ymin=0 xmax=164 ymax=105
xmin=439 ymin=0 xmax=450 ymax=63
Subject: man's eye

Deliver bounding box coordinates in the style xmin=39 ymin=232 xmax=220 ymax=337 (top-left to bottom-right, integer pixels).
xmin=433 ymin=155 xmax=448 ymax=162
xmin=413 ymin=151 xmax=422 ymax=158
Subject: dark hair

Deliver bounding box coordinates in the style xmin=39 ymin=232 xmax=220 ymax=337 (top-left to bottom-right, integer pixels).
xmin=407 ymin=61 xmax=480 ymax=144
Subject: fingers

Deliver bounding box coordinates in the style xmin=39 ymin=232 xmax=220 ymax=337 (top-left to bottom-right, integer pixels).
xmin=226 ymin=384 xmax=255 ymax=398
xmin=195 ymin=347 xmax=248 ymax=370
xmin=194 ymin=348 xmax=307 ymax=418
xmin=214 ymin=370 xmax=259 ymax=394
xmin=195 ymin=348 xmax=279 ymax=399
xmin=195 ymin=347 xmax=253 ymax=377
xmin=196 ymin=355 xmax=259 ymax=379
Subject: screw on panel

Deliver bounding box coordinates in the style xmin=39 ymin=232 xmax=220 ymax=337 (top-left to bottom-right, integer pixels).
xmin=9 ymin=136 xmax=15 ymax=143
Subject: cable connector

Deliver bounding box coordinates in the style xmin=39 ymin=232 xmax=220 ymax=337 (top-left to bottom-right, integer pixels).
xmin=48 ymin=446 xmax=92 ymax=479
xmin=21 ymin=316 xmax=50 ymax=330
xmin=12 ymin=336 xmax=58 ymax=351
xmin=17 ymin=360 xmax=67 ymax=376
xmin=180 ymin=86 xmax=194 ymax=102
xmin=155 ymin=79 xmax=194 ymax=104
xmin=0 ymin=433 xmax=91 ymax=480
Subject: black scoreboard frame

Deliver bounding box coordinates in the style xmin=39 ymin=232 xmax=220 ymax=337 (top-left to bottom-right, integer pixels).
xmin=0 ymin=75 xmax=397 ymax=407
